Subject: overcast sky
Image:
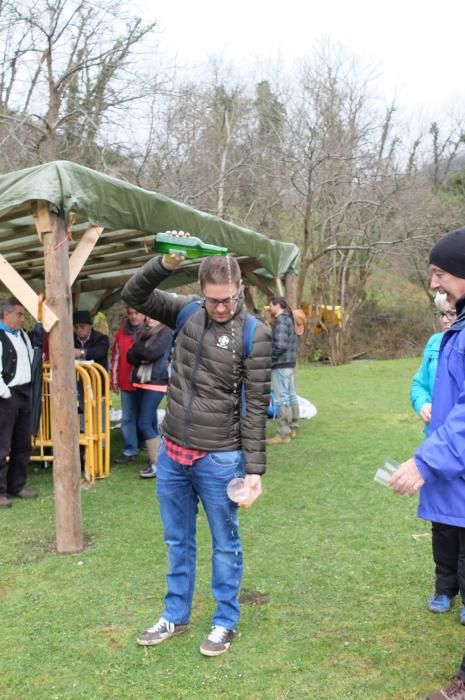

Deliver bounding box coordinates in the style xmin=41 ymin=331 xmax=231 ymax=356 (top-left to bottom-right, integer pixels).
xmin=136 ymin=0 xmax=465 ymax=121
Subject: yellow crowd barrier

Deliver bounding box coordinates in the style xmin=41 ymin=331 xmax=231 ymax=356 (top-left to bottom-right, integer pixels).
xmin=301 ymin=303 xmax=343 ymax=333
xmin=31 ymin=361 xmax=111 ymax=483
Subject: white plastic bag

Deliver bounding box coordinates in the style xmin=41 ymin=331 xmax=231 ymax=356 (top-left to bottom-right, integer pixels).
xmin=297 ymin=396 xmax=317 ymax=420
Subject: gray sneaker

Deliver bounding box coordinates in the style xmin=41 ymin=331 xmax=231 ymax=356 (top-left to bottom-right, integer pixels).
xmin=199 ymin=625 xmax=235 ymax=656
xmin=139 ymin=463 xmax=157 ymax=479
xmin=137 ymin=617 xmax=189 ymax=646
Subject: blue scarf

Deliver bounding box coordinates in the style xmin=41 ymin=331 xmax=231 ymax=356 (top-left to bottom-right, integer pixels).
xmin=0 ymin=320 xmax=19 ymax=336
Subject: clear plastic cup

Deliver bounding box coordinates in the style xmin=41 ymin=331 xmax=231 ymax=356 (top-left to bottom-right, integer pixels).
xmin=374 ymin=456 xmax=398 ymax=487
xmin=227 ymin=477 xmax=251 ymax=504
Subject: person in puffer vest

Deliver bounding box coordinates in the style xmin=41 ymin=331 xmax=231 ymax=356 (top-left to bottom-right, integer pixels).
xmin=122 ymin=239 xmax=271 ymax=657
xmin=0 ymin=297 xmax=36 ymax=508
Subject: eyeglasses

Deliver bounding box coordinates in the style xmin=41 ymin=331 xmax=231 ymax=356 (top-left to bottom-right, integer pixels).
xmin=203 ymin=296 xmax=239 ymax=308
xmin=438 ymin=311 xmax=457 ymax=320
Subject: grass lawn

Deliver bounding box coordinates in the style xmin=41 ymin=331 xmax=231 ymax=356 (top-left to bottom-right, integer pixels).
xmin=1 ymin=357 xmax=461 ymax=699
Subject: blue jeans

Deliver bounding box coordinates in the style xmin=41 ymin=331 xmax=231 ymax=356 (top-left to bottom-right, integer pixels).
xmin=137 ymin=389 xmax=165 ymax=440
xmin=156 ymin=441 xmax=245 ymax=630
xmin=272 ymin=367 xmax=299 ymax=436
xmin=120 ymin=390 xmax=141 ymax=456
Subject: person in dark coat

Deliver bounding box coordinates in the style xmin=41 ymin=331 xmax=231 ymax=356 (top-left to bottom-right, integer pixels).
xmin=389 ymin=227 xmax=465 ymax=700
xmin=73 ymin=310 xmax=109 ymax=370
xmin=0 ymin=297 xmax=37 ymax=508
xmin=266 ymin=295 xmax=299 ymax=445
xmin=122 ymin=243 xmax=271 ymax=657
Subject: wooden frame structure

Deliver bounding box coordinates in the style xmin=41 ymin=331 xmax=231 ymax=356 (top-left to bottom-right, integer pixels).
xmin=0 ymin=161 xmax=300 ymax=553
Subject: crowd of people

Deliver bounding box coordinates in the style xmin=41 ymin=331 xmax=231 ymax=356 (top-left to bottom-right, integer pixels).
xmin=6 ymin=224 xmax=465 ymax=697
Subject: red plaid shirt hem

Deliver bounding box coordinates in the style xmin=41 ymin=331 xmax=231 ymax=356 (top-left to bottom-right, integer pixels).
xmin=164 ymin=438 xmax=207 ymax=466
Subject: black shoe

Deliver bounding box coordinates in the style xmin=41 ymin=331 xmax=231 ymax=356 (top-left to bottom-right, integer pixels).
xmin=114 ymin=453 xmax=136 ymax=464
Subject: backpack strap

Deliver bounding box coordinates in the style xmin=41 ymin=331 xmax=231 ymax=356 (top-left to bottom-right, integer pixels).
xmin=175 ymin=299 xmax=204 ymax=335
xmin=164 ymin=299 xmax=204 ymax=373
xmin=240 ymin=313 xmax=257 ymax=417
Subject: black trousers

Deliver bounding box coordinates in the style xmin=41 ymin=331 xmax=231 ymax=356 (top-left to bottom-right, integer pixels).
xmin=0 ymin=384 xmax=32 ymax=496
xmin=432 ymin=521 xmax=465 ymax=601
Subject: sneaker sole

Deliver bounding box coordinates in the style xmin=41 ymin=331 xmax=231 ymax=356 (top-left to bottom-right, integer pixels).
xmin=199 ymin=645 xmax=231 ymax=657
xmin=137 ymin=627 xmax=188 ymax=646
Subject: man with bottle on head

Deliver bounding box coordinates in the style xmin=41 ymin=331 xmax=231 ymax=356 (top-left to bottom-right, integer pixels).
xmin=389 ymin=227 xmax=465 ymax=700
xmin=122 ymin=237 xmax=271 ymax=657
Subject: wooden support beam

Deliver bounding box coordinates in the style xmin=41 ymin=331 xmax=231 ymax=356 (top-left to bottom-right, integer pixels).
xmin=243 ymin=270 xmax=275 ymax=299
xmin=36 ymin=200 xmax=83 ymax=554
xmin=275 ymin=277 xmax=285 ymax=296
xmin=74 ymin=275 xmax=133 ymax=293
xmin=0 ymin=254 xmax=58 ymax=331
xmin=69 ymin=226 xmax=103 ymax=285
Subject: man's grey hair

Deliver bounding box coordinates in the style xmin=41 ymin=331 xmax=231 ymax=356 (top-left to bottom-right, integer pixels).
xmin=434 ymin=292 xmax=448 ymax=310
xmin=0 ymin=297 xmax=22 ymax=319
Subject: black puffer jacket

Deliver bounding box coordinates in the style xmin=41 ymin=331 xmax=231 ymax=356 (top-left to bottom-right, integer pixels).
xmin=122 ymin=256 xmax=271 ymax=474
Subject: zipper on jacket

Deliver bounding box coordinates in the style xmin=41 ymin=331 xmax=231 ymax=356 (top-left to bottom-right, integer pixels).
xmin=182 ymin=319 xmax=210 ymax=446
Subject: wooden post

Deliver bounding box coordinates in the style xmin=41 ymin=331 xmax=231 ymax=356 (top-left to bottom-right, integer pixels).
xmin=285 ymin=272 xmax=298 ymax=309
xmin=275 ymin=277 xmax=285 ymax=296
xmin=33 ymin=201 xmax=83 ymax=553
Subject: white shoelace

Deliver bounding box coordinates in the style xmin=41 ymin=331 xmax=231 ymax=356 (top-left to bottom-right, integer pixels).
xmin=208 ymin=625 xmax=228 ymax=643
xmin=147 ymin=617 xmax=173 ymax=634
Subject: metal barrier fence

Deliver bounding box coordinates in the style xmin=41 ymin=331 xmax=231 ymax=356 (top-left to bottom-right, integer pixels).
xmin=30 ymin=361 xmax=111 ymax=483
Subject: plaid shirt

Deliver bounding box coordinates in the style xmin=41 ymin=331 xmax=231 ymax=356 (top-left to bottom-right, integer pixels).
xmin=164 ymin=438 xmax=207 ymax=466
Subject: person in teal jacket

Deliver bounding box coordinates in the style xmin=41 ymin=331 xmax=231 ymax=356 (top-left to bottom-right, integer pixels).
xmin=408 ymin=292 xmax=457 ymax=617
xmin=410 ymin=293 xmax=456 ymax=437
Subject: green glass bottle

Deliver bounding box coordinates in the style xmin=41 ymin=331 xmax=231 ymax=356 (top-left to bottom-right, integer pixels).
xmin=154 ymin=232 xmax=228 ymax=259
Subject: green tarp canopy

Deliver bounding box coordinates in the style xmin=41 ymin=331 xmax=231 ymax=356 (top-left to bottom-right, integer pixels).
xmin=0 ymin=160 xmax=300 ymax=309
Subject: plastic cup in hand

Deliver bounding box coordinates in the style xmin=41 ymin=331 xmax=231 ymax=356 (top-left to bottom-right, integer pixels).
xmin=227 ymin=478 xmax=251 ymax=504
xmin=374 ymin=456 xmax=399 ymax=487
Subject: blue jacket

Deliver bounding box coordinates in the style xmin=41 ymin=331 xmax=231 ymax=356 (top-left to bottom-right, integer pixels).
xmin=415 ymin=301 xmax=465 ymax=527
xmin=410 ymin=332 xmax=444 ymax=436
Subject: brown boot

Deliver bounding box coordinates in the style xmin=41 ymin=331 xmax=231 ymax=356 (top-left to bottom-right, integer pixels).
xmin=266 ymin=434 xmax=291 ymax=445
xmin=0 ymin=495 xmax=12 ymax=508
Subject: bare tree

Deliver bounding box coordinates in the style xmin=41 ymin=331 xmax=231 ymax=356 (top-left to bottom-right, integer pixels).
xmin=282 ymin=46 xmax=404 ymax=363
xmin=0 ymin=0 xmax=159 ymax=167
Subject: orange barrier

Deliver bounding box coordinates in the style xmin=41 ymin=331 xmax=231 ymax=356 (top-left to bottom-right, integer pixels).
xmin=31 ymin=361 xmax=111 ymax=482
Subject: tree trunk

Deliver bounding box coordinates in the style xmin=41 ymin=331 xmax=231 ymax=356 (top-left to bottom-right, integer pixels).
xmin=37 ymin=201 xmax=83 ymax=553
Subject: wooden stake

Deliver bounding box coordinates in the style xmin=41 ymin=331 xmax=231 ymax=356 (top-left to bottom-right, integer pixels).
xmin=34 ymin=201 xmax=83 ymax=553
xmin=69 ymin=226 xmax=103 ymax=285
xmin=0 ymin=254 xmax=58 ymax=331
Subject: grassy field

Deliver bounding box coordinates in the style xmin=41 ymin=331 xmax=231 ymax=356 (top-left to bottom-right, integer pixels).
xmin=1 ymin=358 xmax=462 ymax=699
